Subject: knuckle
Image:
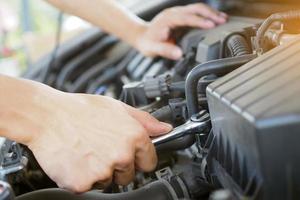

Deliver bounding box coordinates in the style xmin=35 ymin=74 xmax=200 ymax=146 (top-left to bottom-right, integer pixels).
xmin=63 ymin=178 xmax=91 ymax=193
xmin=140 ymin=110 xmax=152 ymax=119
xmin=130 ymin=126 xmax=146 ymax=140
xmin=134 ymin=131 xmax=148 ymax=145
xmin=183 ymin=16 xmax=195 ymax=24
xmin=117 ymin=154 xmax=133 ymax=169
xmin=164 ymin=6 xmax=180 ymax=16
xmin=97 ymin=167 xmax=113 ymax=181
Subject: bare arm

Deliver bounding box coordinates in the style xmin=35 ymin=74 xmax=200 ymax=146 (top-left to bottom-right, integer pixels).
xmin=46 ymin=0 xmax=227 ymax=60
xmin=0 ymin=75 xmax=53 ymax=144
xmin=46 ymin=0 xmax=146 ymax=50
xmin=0 ymin=74 xmax=172 ymax=192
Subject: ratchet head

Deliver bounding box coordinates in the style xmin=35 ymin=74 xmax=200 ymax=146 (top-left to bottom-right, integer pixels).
xmin=152 ymin=110 xmax=210 ymax=146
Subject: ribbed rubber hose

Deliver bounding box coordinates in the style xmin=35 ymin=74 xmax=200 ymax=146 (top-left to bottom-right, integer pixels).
xmin=227 ymin=35 xmax=252 ymax=57
xmin=185 ymin=54 xmax=257 ymax=117
xmin=16 ymin=180 xmax=179 ymax=200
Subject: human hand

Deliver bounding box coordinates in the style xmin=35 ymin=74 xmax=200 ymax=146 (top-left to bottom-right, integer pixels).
xmin=24 ymin=93 xmax=172 ymax=193
xmin=133 ymin=3 xmax=228 ymax=60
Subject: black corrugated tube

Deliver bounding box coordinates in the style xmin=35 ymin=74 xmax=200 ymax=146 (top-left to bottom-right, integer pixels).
xmin=185 ymin=54 xmax=257 ymax=117
xmin=226 ymin=34 xmax=252 ymax=57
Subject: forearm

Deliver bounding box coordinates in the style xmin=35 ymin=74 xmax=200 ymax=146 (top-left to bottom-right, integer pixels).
xmin=0 ymin=75 xmax=59 ymax=145
xmin=46 ymin=0 xmax=147 ymax=48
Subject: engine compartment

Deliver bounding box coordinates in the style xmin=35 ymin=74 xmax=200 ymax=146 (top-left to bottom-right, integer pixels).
xmin=2 ymin=1 xmax=300 ymax=200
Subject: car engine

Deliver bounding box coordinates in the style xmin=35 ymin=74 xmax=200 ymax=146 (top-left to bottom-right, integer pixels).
xmin=2 ymin=0 xmax=300 ymax=199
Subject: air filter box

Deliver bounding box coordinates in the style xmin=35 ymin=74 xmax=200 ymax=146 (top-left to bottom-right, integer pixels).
xmin=206 ymin=38 xmax=300 ymax=199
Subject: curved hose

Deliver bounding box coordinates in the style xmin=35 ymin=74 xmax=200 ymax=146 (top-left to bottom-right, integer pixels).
xmin=173 ymin=52 xmax=196 ymax=76
xmin=56 ymin=36 xmax=118 ymax=90
xmin=226 ymin=35 xmax=252 ymax=57
xmin=23 ymin=29 xmax=105 ymax=83
xmin=86 ymin=50 xmax=137 ymax=94
xmin=185 ymin=54 xmax=257 ymax=117
xmin=70 ymin=48 xmax=134 ymax=93
xmin=152 ymin=106 xmax=172 ymax=122
xmin=16 ymin=180 xmax=185 ymax=200
xmin=169 ymin=81 xmax=185 ymax=93
xmin=256 ymin=10 xmax=300 ymax=52
xmin=69 ymin=57 xmax=120 ymax=93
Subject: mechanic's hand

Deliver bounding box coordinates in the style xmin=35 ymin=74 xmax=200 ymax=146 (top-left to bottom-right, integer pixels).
xmin=25 ymin=93 xmax=172 ymax=193
xmin=134 ymin=3 xmax=228 ymax=60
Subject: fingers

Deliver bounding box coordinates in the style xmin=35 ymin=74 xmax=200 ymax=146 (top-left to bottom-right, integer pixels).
xmin=102 ymin=132 xmax=156 ymax=185
xmin=114 ymin=163 xmax=135 ymax=185
xmin=152 ymin=42 xmax=183 ymax=60
xmin=92 ymin=165 xmax=114 ymax=189
xmin=171 ymin=13 xmax=216 ymax=30
xmin=55 ymin=130 xmax=158 ymax=192
xmin=160 ymin=3 xmax=227 ymax=30
xmin=123 ymin=104 xmax=172 ymax=136
xmin=109 ymin=131 xmax=158 ymax=185
xmin=160 ymin=8 xmax=216 ymax=29
xmin=185 ymin=3 xmax=228 ymax=24
xmin=106 ymin=136 xmax=157 ymax=186
xmin=135 ymin=136 xmax=158 ymax=172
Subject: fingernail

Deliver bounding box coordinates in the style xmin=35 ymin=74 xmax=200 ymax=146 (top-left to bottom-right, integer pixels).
xmin=160 ymin=122 xmax=173 ymax=132
xmin=172 ymin=49 xmax=183 ymax=59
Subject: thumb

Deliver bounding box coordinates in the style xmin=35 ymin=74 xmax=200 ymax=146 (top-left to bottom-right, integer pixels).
xmin=152 ymin=42 xmax=183 ymax=60
xmin=123 ymin=104 xmax=172 ymax=136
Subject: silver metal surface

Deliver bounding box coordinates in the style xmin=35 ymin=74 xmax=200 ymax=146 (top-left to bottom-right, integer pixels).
xmin=152 ymin=111 xmax=210 ymax=146
xmin=0 ymin=156 xmax=28 ymax=179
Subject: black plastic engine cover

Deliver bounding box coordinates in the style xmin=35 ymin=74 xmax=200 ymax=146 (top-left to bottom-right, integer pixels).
xmin=206 ymin=38 xmax=300 ymax=199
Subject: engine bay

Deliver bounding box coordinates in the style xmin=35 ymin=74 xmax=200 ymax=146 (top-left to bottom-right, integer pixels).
xmin=2 ymin=0 xmax=300 ymax=199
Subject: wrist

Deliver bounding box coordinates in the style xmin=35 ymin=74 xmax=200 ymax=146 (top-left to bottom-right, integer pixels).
xmin=0 ymin=76 xmax=60 ymax=145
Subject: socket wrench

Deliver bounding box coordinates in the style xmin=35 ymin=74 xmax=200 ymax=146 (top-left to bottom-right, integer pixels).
xmin=152 ymin=110 xmax=210 ymax=146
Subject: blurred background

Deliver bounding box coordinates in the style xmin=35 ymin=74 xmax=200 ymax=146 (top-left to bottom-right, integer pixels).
xmin=0 ymin=0 xmax=138 ymax=77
